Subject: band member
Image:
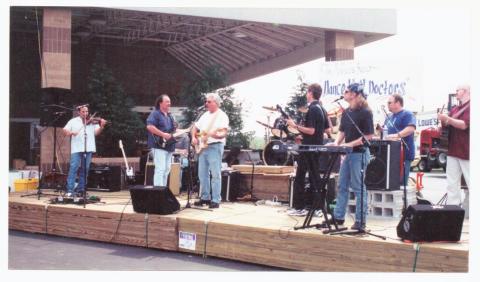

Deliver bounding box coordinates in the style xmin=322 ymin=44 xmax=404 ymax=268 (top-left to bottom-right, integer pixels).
xmin=146 ymin=94 xmax=176 ymax=187
xmin=384 ymin=94 xmax=416 ymax=186
xmin=437 ymin=84 xmax=470 ymax=208
xmin=63 ymin=105 xmax=106 ymax=197
xmin=191 ymin=93 xmax=229 ymax=209
xmin=286 ymin=83 xmax=329 ymax=216
xmin=330 ymin=83 xmax=374 ymax=230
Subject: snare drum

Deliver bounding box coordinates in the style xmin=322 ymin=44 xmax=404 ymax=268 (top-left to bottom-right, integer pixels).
xmin=262 ymin=140 xmax=293 ymax=166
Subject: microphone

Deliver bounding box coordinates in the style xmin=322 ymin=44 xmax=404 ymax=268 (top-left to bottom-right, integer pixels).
xmin=196 ymin=105 xmax=205 ymax=111
xmin=332 ymin=96 xmax=344 ymax=103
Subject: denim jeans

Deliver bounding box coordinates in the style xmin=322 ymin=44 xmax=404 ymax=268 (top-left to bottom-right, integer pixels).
xmin=334 ymin=148 xmax=370 ymax=225
xmin=66 ymin=152 xmax=93 ymax=193
xmin=198 ymin=143 xmax=224 ymax=204
xmin=152 ymin=148 xmax=173 ymax=187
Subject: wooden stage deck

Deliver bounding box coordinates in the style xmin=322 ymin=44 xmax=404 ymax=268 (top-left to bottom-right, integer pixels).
xmin=8 ymin=190 xmax=469 ymax=272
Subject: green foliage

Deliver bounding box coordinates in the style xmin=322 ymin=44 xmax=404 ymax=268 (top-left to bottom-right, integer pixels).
xmin=285 ymin=72 xmax=309 ymax=123
xmin=180 ymin=65 xmax=250 ymax=148
xmin=86 ymin=50 xmax=145 ymax=156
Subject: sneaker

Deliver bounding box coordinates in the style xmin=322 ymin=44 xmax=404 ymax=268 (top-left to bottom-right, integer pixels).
xmin=288 ymin=209 xmax=308 ymax=216
xmin=350 ymin=222 xmax=366 ymax=230
xmin=65 ymin=192 xmax=73 ymax=198
xmin=313 ymin=210 xmax=323 ymax=217
xmin=322 ymin=217 xmax=345 ymax=226
xmin=193 ymin=199 xmax=211 ymax=206
xmin=208 ymin=202 xmax=220 ymax=209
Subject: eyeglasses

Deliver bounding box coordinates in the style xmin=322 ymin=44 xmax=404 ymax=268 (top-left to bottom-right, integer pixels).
xmin=387 ymin=101 xmax=394 ymax=105
xmin=205 ymin=100 xmax=213 ymax=104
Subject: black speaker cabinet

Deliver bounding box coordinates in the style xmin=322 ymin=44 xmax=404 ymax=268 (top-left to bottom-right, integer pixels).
xmin=87 ymin=165 xmax=122 ymax=192
xmin=129 ymin=185 xmax=180 ymax=215
xmin=40 ymin=87 xmax=72 ymax=127
xmin=290 ymin=176 xmax=336 ymax=209
xmin=397 ymin=205 xmax=465 ymax=242
xmin=365 ymin=140 xmax=401 ymax=190
xmin=221 ymin=170 xmax=240 ymax=201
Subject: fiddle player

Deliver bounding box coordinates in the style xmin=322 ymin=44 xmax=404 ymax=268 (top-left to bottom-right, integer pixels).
xmin=63 ymin=104 xmax=106 ymax=198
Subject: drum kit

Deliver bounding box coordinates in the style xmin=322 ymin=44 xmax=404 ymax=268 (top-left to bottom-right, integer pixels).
xmin=257 ymin=105 xmax=303 ymax=166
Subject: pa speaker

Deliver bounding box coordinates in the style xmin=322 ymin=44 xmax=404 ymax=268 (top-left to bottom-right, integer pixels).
xmin=129 ymin=186 xmax=180 ymax=215
xmin=366 ymin=140 xmax=401 ymax=190
xmin=397 ymin=204 xmax=464 ymax=242
xmin=40 ymin=87 xmax=72 ymax=127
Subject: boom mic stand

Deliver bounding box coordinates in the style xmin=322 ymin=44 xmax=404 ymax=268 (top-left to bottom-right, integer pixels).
xmin=330 ymin=102 xmax=386 ymax=240
xmin=381 ymin=106 xmax=410 ymax=214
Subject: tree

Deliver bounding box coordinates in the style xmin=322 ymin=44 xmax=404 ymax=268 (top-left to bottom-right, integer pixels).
xmin=86 ymin=50 xmax=145 ymax=156
xmin=180 ymin=65 xmax=252 ymax=148
xmin=285 ymin=72 xmax=309 ymax=124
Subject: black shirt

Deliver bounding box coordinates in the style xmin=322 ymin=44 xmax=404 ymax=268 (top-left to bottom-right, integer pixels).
xmin=339 ymin=107 xmax=374 ymax=151
xmin=303 ymin=101 xmax=329 ymax=145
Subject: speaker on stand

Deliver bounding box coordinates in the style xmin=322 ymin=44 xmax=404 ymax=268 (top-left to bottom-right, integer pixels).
xmin=365 ymin=140 xmax=401 ymax=190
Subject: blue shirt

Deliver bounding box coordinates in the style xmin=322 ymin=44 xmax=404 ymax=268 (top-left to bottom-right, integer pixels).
xmin=146 ymin=110 xmax=176 ymax=152
xmin=384 ymin=110 xmax=416 ymax=160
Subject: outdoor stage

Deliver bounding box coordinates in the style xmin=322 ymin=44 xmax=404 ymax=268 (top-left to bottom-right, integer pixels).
xmin=8 ymin=190 xmax=469 ymax=272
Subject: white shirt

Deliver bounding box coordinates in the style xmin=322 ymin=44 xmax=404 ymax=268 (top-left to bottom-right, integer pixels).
xmin=195 ymin=109 xmax=229 ymax=144
xmin=64 ymin=117 xmax=100 ymax=154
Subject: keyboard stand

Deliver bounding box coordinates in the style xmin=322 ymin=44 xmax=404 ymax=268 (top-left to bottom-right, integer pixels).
xmin=293 ymin=152 xmax=348 ymax=233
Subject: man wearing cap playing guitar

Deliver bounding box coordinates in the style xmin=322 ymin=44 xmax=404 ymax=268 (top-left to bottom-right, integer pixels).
xmin=191 ymin=92 xmax=229 ymax=209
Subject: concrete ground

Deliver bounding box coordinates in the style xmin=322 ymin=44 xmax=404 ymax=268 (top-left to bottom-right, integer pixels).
xmin=8 ymin=168 xmax=461 ymax=271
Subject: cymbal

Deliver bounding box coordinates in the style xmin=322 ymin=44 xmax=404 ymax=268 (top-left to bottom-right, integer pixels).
xmin=262 ymin=106 xmax=276 ymax=111
xmin=256 ymin=120 xmax=273 ymax=128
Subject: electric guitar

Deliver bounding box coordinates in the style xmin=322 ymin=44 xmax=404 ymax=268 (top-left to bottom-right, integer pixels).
xmin=194 ymin=128 xmax=227 ymax=155
xmin=153 ymin=127 xmax=192 ymax=148
xmin=118 ymin=140 xmax=134 ymax=179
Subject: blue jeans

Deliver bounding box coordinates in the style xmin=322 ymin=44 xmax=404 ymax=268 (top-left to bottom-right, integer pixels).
xmin=152 ymin=148 xmax=173 ymax=187
xmin=334 ymin=149 xmax=371 ymax=225
xmin=198 ymin=143 xmax=224 ymax=204
xmin=66 ymin=152 xmax=93 ymax=193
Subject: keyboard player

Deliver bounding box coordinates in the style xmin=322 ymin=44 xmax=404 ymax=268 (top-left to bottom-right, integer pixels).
xmin=326 ymin=83 xmax=374 ymax=230
xmin=286 ymin=83 xmax=330 ymax=216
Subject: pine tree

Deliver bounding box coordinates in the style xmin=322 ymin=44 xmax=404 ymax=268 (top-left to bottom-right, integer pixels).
xmin=86 ymin=50 xmax=144 ymax=156
xmin=285 ymin=72 xmax=309 ymax=124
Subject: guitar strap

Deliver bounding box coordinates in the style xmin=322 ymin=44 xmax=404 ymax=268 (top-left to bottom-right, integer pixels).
xmin=450 ymin=101 xmax=470 ymax=120
xmin=203 ymin=110 xmax=220 ymax=138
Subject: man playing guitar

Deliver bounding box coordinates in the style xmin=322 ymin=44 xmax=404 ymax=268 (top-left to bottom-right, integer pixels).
xmin=191 ymin=92 xmax=229 ymax=209
xmin=437 ymin=84 xmax=470 ymax=208
xmin=146 ymin=94 xmax=176 ymax=187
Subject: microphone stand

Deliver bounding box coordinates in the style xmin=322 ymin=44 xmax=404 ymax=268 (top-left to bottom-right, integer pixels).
xmin=182 ymin=111 xmax=212 ymax=212
xmin=330 ymin=102 xmax=386 ymax=240
xmin=82 ymin=115 xmax=88 ymax=208
xmin=381 ymin=107 xmax=410 ymax=214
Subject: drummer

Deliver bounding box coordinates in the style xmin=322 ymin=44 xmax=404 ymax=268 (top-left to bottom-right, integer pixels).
xmin=286 ymin=83 xmax=330 ymax=216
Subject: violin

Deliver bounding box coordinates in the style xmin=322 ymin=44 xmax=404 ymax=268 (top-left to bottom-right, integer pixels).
xmin=84 ymin=113 xmax=108 ymax=126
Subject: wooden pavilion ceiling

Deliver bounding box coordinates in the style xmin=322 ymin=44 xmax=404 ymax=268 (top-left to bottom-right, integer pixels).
xmin=11 ymin=6 xmax=390 ymax=84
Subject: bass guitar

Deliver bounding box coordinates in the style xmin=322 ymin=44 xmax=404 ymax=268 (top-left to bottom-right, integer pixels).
xmin=118 ymin=140 xmax=134 ymax=180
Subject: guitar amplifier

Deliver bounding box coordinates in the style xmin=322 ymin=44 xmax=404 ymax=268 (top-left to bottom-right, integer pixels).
xmin=87 ymin=165 xmax=123 ymax=192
